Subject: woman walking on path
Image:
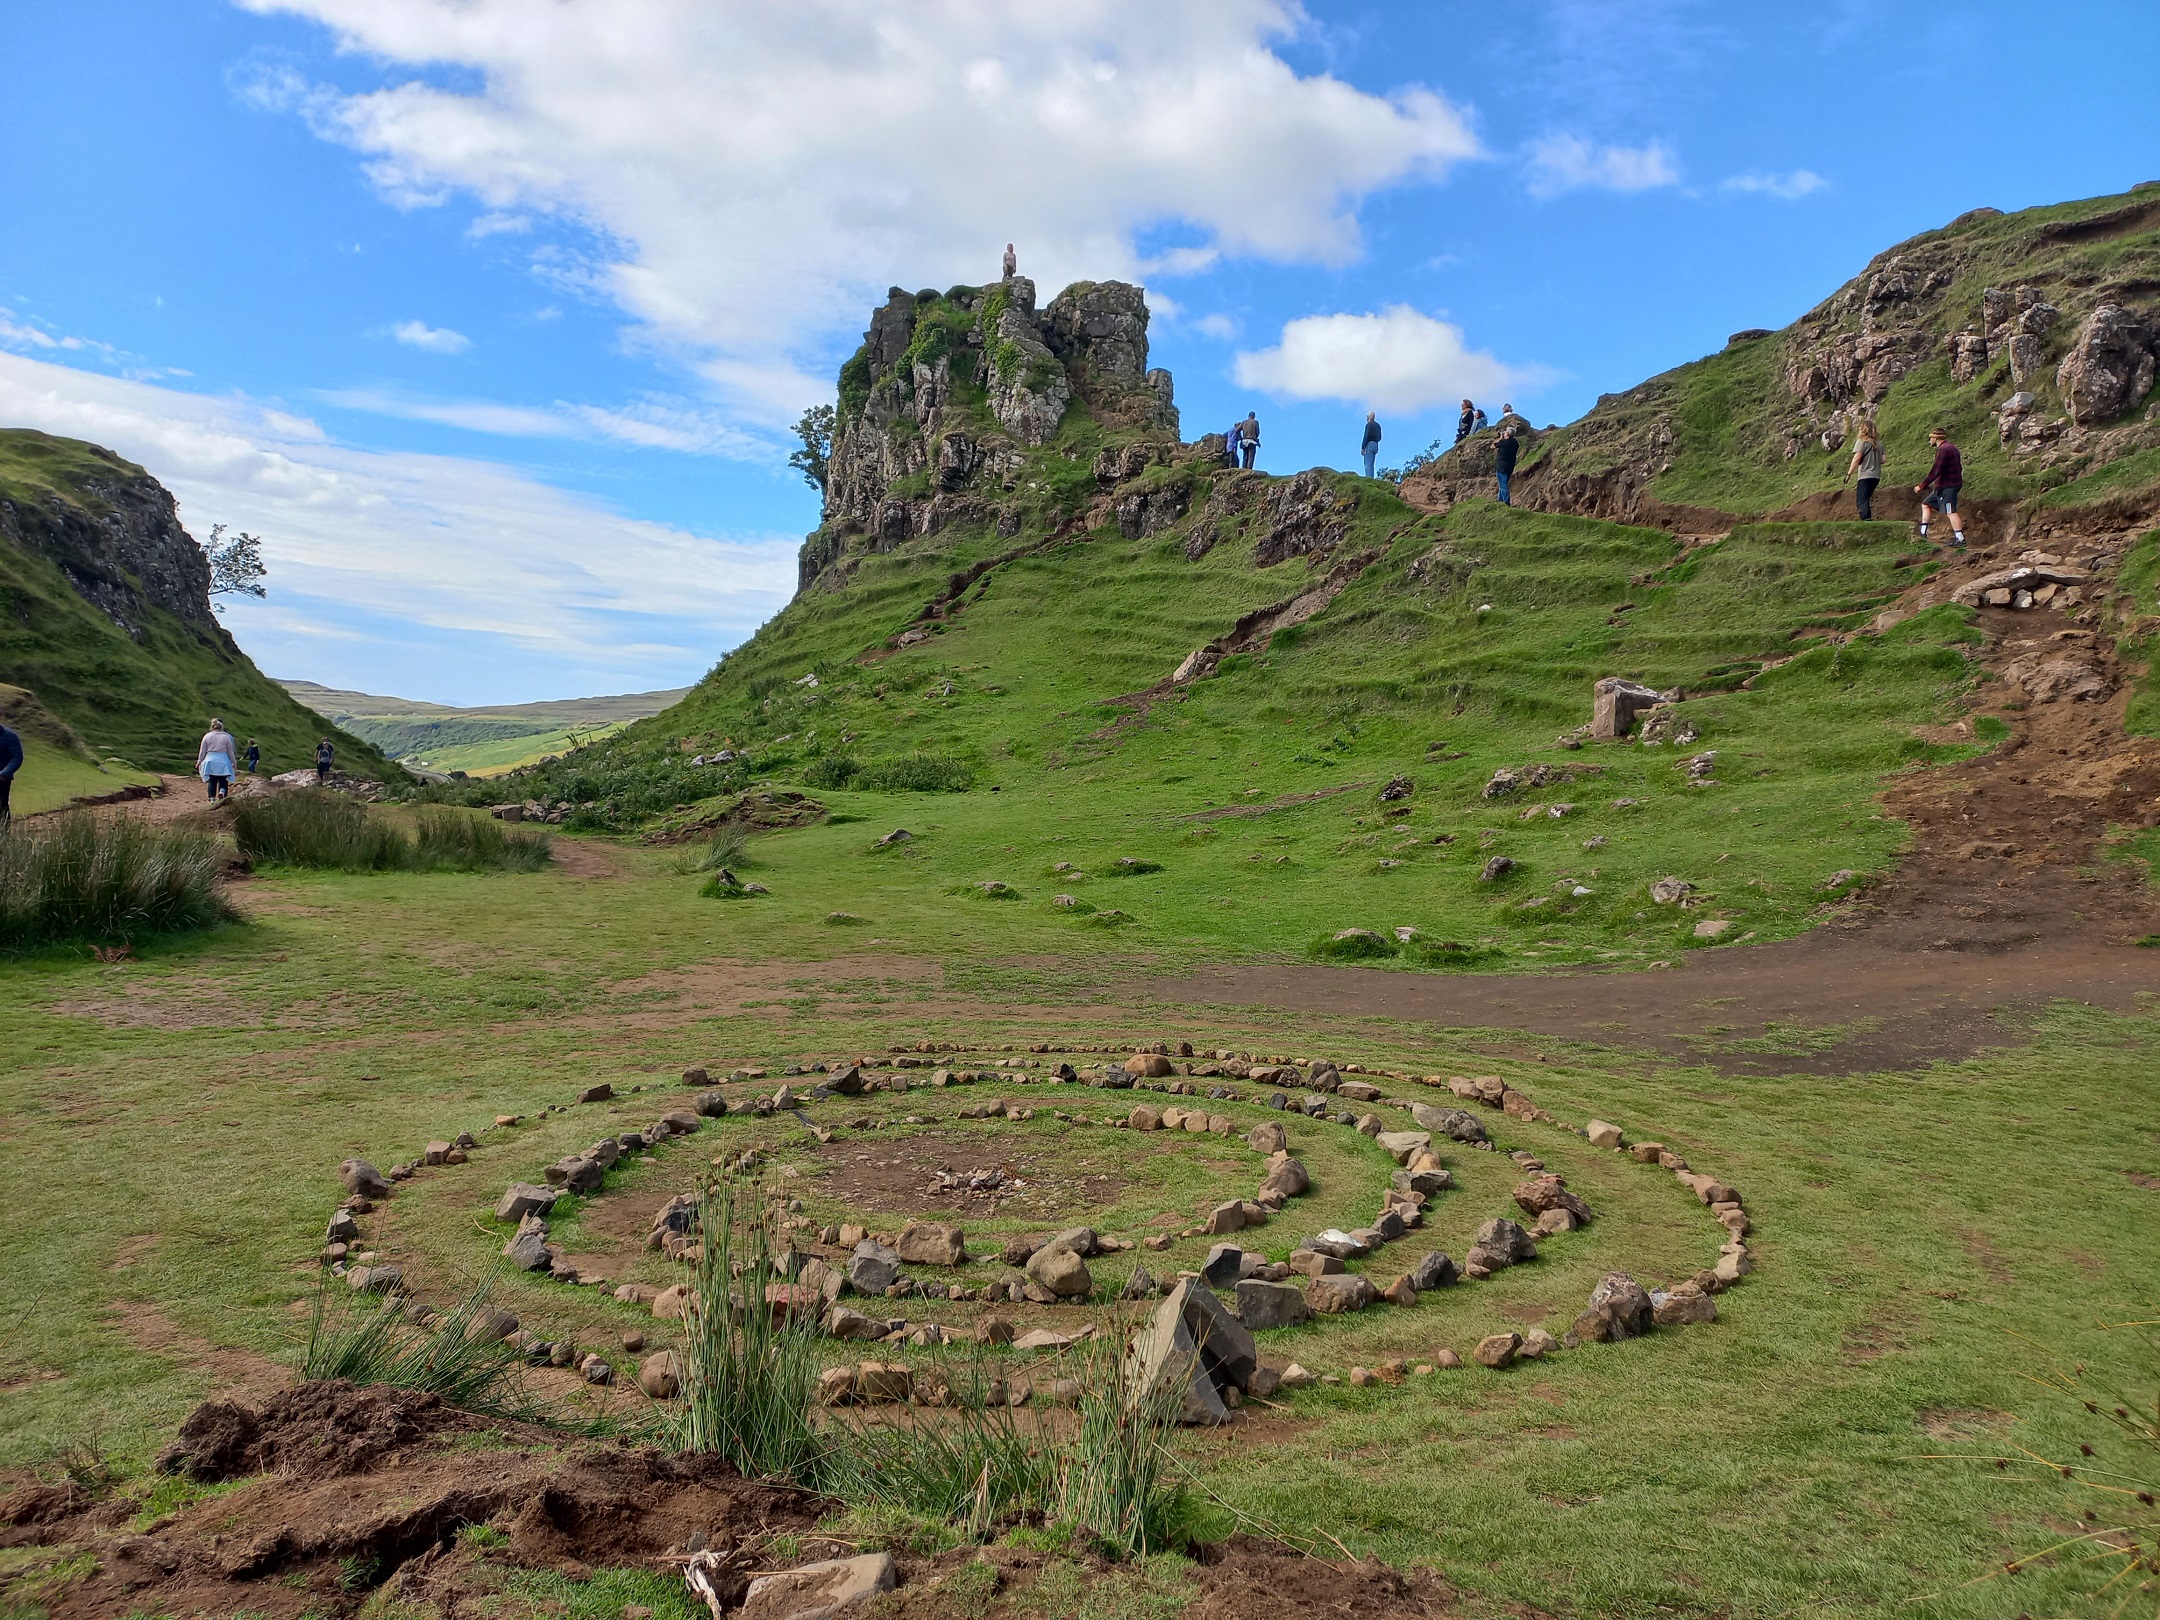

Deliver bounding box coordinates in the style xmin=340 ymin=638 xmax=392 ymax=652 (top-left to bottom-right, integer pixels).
xmin=1360 ymin=412 xmax=1383 ymax=478
xmin=1846 ymin=421 xmax=1883 ymax=519
xmin=1914 ymin=427 xmax=1967 ymax=548
xmin=314 ymin=737 xmax=335 ymax=786
xmin=198 ymin=719 xmax=238 ymax=802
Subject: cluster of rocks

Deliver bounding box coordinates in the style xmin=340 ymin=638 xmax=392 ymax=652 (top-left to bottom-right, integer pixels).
xmin=1950 ymin=550 xmax=2094 ymax=614
xmin=486 ymin=799 xmax=572 ymax=824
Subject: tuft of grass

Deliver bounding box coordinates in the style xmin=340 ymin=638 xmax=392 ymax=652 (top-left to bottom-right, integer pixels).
xmin=0 ymin=812 xmax=236 ymax=950
xmin=674 ymin=1176 xmax=827 ymax=1482
xmin=1311 ymin=928 xmax=1397 ymax=961
xmin=854 ymin=752 xmax=975 ymax=793
xmin=233 ymin=792 xmax=550 ymax=873
xmin=299 ymin=1267 xmax=534 ymax=1418
xmin=674 ymin=829 xmax=748 ymax=874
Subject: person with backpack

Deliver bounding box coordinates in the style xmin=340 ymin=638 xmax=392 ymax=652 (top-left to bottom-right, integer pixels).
xmin=1456 ymin=399 xmax=1475 ymax=445
xmin=0 ymin=718 xmax=21 ymax=826
xmin=198 ymin=718 xmax=238 ymax=802
xmin=244 ymin=737 xmax=261 ymax=775
xmin=1240 ymin=412 xmax=1260 ymax=469
xmin=1492 ymin=426 xmax=1520 ymax=506
xmin=314 ymin=737 xmax=335 ymax=786
xmin=1914 ymin=427 xmax=1967 ymax=548
xmin=1360 ymin=412 xmax=1383 ymax=478
xmin=1846 ymin=421 xmax=1884 ymax=520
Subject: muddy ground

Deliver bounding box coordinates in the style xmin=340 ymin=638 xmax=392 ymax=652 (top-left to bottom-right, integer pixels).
xmin=0 ymin=1384 xmax=1466 ymax=1618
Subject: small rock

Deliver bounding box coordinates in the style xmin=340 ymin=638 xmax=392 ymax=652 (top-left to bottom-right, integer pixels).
xmin=637 ymin=1351 xmax=683 ymax=1399
xmin=739 ymin=1553 xmax=896 ymax=1620
xmin=338 ymin=1159 xmax=390 ymax=1197
xmin=1304 ymin=1274 xmax=1378 ymax=1314
xmin=1473 ymin=1332 xmax=1521 ymax=1369
xmin=1585 ymin=1119 xmax=1624 ymax=1149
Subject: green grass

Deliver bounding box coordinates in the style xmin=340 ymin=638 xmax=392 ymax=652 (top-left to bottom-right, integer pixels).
xmin=0 ymin=811 xmax=236 ymax=950
xmin=5 ymin=734 xmax=162 ymax=816
xmin=396 ymin=721 xmax=629 ymax=778
xmin=0 ymin=838 xmax=2155 ymax=1615
xmin=230 ymin=792 xmax=552 ymax=873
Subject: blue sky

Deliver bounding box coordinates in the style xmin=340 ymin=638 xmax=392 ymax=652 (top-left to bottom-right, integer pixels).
xmin=4 ymin=0 xmax=2156 ymax=705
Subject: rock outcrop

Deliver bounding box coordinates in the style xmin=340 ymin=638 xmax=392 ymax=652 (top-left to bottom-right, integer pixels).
xmin=805 ymin=274 xmax=1181 ymax=594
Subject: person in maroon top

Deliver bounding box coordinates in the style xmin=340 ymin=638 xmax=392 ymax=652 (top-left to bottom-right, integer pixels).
xmin=1913 ymin=426 xmax=1967 ymax=548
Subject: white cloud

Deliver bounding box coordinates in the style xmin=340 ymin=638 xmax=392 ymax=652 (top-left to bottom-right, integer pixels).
xmin=1232 ymin=305 xmax=1545 ymax=413
xmin=1721 ymin=169 xmax=1827 ymax=200
xmin=319 ymin=386 xmax=769 ymax=457
xmin=0 ymin=351 xmax=796 ymax=700
xmin=237 ymin=0 xmax=1481 ymax=409
xmin=389 ymin=319 xmax=471 ymax=353
xmin=1524 ymin=134 xmax=1679 ymax=198
xmin=1193 ymin=313 xmax=1239 ymax=341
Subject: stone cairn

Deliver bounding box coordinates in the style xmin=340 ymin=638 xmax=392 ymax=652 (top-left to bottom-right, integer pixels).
xmin=322 ymin=1039 xmax=1750 ymax=1414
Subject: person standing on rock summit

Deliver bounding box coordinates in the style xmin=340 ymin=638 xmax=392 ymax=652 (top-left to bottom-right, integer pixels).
xmin=1225 ymin=418 xmax=1244 ymax=469
xmin=1914 ymin=426 xmax=1967 ymax=548
xmin=1456 ymin=399 xmax=1476 ymax=444
xmin=1360 ymin=411 xmax=1383 ymax=478
xmin=1240 ymin=412 xmax=1260 ymax=469
xmin=1492 ymin=425 xmax=1520 ymax=506
xmin=1845 ymin=420 xmax=1883 ymax=520
xmin=1002 ymin=243 xmax=1016 ymax=280
xmin=198 ymin=718 xmax=238 ymax=802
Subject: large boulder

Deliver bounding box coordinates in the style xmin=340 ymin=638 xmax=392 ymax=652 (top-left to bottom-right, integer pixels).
xmin=1257 ymin=1154 xmax=1310 ymax=1203
xmin=1409 ymin=1250 xmax=1460 ymax=1291
xmin=1375 ymin=1130 xmax=1431 ymax=1165
xmin=1125 ymin=1279 xmax=1256 ymax=1424
xmin=1573 ymin=1271 xmax=1656 ymax=1342
xmin=338 ymin=1159 xmax=389 ymax=1198
xmin=2055 ymin=303 xmax=2157 ymax=424
xmin=1410 ymin=1103 xmax=1488 ymax=1144
xmin=1234 ymin=1278 xmax=1313 ymax=1330
xmin=846 ymin=1239 xmax=902 ymax=1296
xmin=1025 ymin=1243 xmax=1093 ymax=1299
xmin=501 ymin=1215 xmax=552 ymax=1272
xmin=544 ymin=1156 xmax=604 ymax=1194
xmin=893 ymin=1221 xmax=966 ymax=1267
xmin=1304 ymin=1273 xmax=1378 ymax=1314
xmin=1465 ymin=1217 xmax=1537 ymax=1273
xmin=1592 ymin=677 xmax=1665 ymax=740
xmin=1512 ymin=1174 xmax=1593 ymax=1224
xmin=738 ymin=1552 xmax=896 ymax=1620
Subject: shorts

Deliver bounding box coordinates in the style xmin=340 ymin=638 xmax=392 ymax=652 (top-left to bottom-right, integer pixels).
xmin=1923 ymin=485 xmax=1959 ymax=514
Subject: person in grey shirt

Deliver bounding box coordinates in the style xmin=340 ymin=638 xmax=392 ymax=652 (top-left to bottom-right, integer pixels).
xmin=1846 ymin=420 xmax=1884 ymax=520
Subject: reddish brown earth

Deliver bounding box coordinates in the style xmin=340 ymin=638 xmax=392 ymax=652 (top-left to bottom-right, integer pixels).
xmin=0 ymin=1385 xmax=1461 ymax=1618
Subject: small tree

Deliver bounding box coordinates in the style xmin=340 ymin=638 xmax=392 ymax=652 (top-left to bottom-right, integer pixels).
xmin=203 ymin=524 xmax=268 ymax=608
xmin=788 ymin=404 xmax=835 ymax=495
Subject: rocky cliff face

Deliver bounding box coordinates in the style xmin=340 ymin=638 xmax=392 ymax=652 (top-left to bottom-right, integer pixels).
xmin=0 ymin=438 xmax=223 ymax=641
xmin=804 ymin=275 xmax=1179 ymax=592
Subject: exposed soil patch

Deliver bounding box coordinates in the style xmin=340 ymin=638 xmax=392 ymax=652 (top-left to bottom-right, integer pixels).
xmin=1 ymin=1385 xmax=1459 ymax=1620
xmin=806 ymin=1136 xmax=1127 ymax=1220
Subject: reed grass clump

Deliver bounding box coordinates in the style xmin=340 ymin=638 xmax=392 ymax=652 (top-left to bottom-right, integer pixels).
xmin=0 ymin=812 xmax=235 ymax=950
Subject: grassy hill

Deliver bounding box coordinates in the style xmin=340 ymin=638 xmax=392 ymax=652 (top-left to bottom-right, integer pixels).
xmin=0 ymin=429 xmax=398 ymax=781
xmin=402 ymin=188 xmax=2158 ymax=972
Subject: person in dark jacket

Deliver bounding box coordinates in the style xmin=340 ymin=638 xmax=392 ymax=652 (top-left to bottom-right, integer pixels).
xmin=244 ymin=737 xmax=261 ymax=775
xmin=0 ymin=720 xmax=21 ymax=825
xmin=314 ymin=737 xmax=335 ymax=786
xmin=1914 ymin=427 xmax=1967 ymax=547
xmin=1239 ymin=412 xmax=1260 ymax=469
xmin=1360 ymin=412 xmax=1383 ymax=478
xmin=1456 ymin=399 xmax=1475 ymax=444
xmin=1492 ymin=426 xmax=1520 ymax=505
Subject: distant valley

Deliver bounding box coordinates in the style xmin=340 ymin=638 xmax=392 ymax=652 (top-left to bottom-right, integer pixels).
xmin=279 ymin=680 xmax=688 ymax=777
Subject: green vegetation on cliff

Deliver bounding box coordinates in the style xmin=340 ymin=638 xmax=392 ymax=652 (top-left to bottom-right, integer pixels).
xmin=0 ymin=429 xmax=395 ymax=779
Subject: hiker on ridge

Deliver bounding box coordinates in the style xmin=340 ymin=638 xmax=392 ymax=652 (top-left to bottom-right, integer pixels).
xmin=244 ymin=737 xmax=261 ymax=775
xmin=1845 ymin=421 xmax=1883 ymax=520
xmin=0 ymin=717 xmax=21 ymax=826
xmin=1914 ymin=427 xmax=1967 ymax=548
xmin=1240 ymin=412 xmax=1260 ymax=469
xmin=198 ymin=718 xmax=238 ymax=803
xmin=314 ymin=737 xmax=335 ymax=787
xmin=1456 ymin=399 xmax=1475 ymax=444
xmin=1002 ymin=243 xmax=1017 ymax=279
xmin=1361 ymin=411 xmax=1383 ymax=478
xmin=1492 ymin=425 xmax=1520 ymax=506
xmin=1472 ymin=406 xmax=1489 ymax=434
xmin=1225 ymin=418 xmax=1245 ymax=469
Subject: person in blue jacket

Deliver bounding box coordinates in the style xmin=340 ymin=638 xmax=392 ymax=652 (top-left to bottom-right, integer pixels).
xmin=1360 ymin=412 xmax=1383 ymax=478
xmin=0 ymin=720 xmax=22 ymax=825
